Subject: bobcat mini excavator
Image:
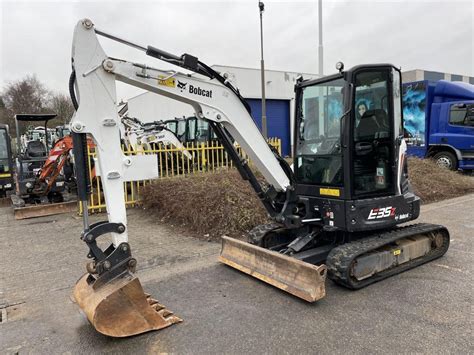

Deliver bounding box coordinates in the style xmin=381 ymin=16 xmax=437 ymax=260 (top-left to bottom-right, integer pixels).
xmin=70 ymin=19 xmax=450 ymax=337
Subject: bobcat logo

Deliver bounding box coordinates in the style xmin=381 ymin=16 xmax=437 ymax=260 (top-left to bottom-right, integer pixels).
xmin=177 ymin=81 xmax=187 ymax=92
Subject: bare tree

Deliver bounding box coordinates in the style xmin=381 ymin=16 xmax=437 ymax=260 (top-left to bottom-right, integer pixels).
xmin=1 ymin=75 xmax=53 ymax=135
xmin=48 ymin=92 xmax=75 ymax=125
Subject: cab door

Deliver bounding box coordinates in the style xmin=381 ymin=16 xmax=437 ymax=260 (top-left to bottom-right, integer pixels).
xmin=351 ymin=69 xmax=397 ymax=198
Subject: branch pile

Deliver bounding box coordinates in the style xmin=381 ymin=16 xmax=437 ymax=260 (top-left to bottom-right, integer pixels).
xmin=408 ymin=157 xmax=474 ymax=203
xmin=141 ymin=169 xmax=270 ymax=240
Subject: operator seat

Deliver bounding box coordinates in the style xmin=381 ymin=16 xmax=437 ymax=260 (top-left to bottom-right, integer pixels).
xmin=356 ymin=109 xmax=389 ymax=142
xmin=25 ymin=140 xmax=47 ymax=159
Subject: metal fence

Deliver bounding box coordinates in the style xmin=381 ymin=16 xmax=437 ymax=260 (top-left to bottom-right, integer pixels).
xmin=79 ymin=138 xmax=281 ymax=213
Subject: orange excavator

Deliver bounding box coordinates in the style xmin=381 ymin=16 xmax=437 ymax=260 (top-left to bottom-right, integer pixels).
xmin=33 ymin=135 xmax=95 ymax=196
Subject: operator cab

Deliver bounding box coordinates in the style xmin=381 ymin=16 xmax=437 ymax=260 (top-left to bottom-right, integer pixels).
xmin=295 ymin=64 xmax=403 ymax=198
xmin=166 ymin=116 xmax=218 ymax=144
xmin=294 ymin=64 xmax=413 ymax=232
xmin=14 ymin=113 xmax=57 ymax=197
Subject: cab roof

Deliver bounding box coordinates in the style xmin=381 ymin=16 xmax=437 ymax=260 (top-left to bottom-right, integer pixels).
xmin=434 ymin=80 xmax=474 ymax=101
xmin=14 ymin=114 xmax=57 ymax=122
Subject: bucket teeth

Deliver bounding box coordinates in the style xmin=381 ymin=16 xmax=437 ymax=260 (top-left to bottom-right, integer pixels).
xmin=147 ymin=298 xmax=158 ymax=305
xmin=151 ymin=303 xmax=166 ymax=312
xmin=158 ymin=309 xmax=174 ymax=318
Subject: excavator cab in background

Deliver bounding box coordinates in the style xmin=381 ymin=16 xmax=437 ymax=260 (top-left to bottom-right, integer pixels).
xmin=11 ymin=114 xmax=80 ymax=219
xmin=165 ymin=116 xmax=219 ymax=145
xmin=0 ymin=124 xmax=14 ymax=198
xmin=13 ymin=114 xmax=63 ymax=203
xmin=54 ymin=125 xmax=71 ymax=142
xmin=69 ymin=19 xmax=449 ymax=338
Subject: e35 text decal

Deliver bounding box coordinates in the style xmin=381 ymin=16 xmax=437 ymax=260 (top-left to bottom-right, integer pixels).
xmin=368 ymin=206 xmax=396 ymax=220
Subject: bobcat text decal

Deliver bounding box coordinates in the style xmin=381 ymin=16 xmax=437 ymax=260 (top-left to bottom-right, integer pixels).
xmin=176 ymin=81 xmax=212 ymax=98
xmin=368 ymin=206 xmax=396 ymax=220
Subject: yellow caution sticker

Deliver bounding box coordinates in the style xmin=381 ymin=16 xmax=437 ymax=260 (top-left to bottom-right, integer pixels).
xmin=157 ymin=76 xmax=176 ymax=88
xmin=0 ymin=173 xmax=11 ymax=178
xmin=319 ymin=188 xmax=340 ymax=197
xmin=393 ymin=249 xmax=401 ymax=256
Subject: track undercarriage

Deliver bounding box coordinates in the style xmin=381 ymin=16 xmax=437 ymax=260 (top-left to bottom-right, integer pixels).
xmin=220 ymin=222 xmax=450 ymax=300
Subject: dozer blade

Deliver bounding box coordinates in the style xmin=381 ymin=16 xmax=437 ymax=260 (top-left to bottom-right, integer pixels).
xmin=13 ymin=201 xmax=77 ymax=220
xmin=73 ymin=273 xmax=182 ymax=337
xmin=219 ymin=236 xmax=327 ymax=302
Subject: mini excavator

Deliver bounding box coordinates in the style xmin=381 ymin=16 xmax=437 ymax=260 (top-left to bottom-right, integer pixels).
xmin=69 ymin=19 xmax=449 ymax=337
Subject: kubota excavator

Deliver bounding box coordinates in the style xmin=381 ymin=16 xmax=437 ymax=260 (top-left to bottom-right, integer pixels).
xmin=33 ymin=135 xmax=95 ymax=197
xmin=69 ymin=19 xmax=450 ymax=337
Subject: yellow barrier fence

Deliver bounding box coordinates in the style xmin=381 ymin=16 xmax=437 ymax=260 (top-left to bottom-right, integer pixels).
xmin=79 ymin=138 xmax=281 ymax=213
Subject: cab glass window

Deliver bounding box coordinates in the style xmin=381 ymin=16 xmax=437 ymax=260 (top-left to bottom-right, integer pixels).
xmin=0 ymin=130 xmax=9 ymax=160
xmin=353 ymin=70 xmax=393 ymax=197
xmin=187 ymin=118 xmax=196 ymax=141
xmin=295 ymin=77 xmax=344 ymax=186
xmin=450 ymin=104 xmax=474 ymax=126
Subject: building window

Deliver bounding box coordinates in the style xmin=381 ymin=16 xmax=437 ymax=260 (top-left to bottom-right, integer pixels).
xmin=451 ymin=74 xmax=463 ymax=82
xmin=424 ymin=71 xmax=444 ymax=81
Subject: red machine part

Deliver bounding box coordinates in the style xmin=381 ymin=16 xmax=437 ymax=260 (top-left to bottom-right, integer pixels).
xmin=36 ymin=135 xmax=95 ymax=194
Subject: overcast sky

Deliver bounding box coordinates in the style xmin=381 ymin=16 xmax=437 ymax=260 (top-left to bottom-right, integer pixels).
xmin=1 ymin=0 xmax=473 ymax=101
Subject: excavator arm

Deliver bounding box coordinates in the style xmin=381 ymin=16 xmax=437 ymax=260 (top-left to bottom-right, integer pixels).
xmin=70 ymin=18 xmax=316 ymax=338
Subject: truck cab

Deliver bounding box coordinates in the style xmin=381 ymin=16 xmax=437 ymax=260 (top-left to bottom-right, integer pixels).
xmin=403 ymin=80 xmax=474 ymax=170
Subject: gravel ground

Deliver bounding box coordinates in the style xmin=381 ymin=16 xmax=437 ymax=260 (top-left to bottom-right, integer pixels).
xmin=1 ymin=194 xmax=472 ymax=354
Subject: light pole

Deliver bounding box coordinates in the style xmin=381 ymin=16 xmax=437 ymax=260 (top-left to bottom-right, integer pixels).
xmin=259 ymin=1 xmax=267 ymax=138
xmin=318 ymin=0 xmax=323 ymax=76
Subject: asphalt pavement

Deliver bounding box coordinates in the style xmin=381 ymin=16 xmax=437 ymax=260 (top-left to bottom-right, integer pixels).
xmin=1 ymin=194 xmax=472 ymax=354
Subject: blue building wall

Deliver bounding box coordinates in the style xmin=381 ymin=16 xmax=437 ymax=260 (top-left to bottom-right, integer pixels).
xmin=245 ymin=99 xmax=291 ymax=156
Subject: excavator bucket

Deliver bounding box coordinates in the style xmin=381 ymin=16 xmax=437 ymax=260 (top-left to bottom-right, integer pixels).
xmin=219 ymin=236 xmax=327 ymax=302
xmin=73 ymin=273 xmax=182 ymax=337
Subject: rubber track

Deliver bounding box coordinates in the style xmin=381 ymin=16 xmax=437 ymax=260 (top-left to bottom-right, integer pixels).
xmin=326 ymin=223 xmax=450 ymax=289
xmin=248 ymin=222 xmax=282 ymax=246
